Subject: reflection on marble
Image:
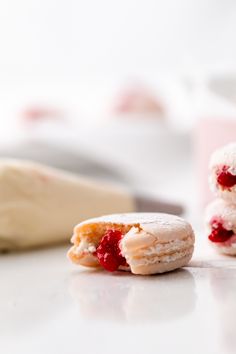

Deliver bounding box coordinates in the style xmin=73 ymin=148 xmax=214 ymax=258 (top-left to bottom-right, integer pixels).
xmin=0 ymin=251 xmax=69 ymax=335
xmin=210 ymin=268 xmax=236 ymax=354
xmin=69 ymin=268 xmax=196 ymax=324
xmin=190 ymin=259 xmax=236 ymax=269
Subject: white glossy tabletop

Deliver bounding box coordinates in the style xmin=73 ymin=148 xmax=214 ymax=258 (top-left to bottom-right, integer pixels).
xmin=1 ymin=234 xmax=236 ymax=354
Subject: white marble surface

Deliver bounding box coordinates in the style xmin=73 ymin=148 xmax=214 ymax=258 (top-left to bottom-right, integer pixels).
xmin=1 ymin=234 xmax=236 ymax=354
xmin=0 ymin=121 xmax=233 ymax=354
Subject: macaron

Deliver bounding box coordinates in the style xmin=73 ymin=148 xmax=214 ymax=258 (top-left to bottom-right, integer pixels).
xmin=206 ymin=199 xmax=236 ymax=255
xmin=210 ymin=143 xmax=236 ymax=202
xmin=68 ymin=213 xmax=195 ymax=275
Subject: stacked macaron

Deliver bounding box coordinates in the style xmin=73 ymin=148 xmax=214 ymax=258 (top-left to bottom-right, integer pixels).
xmin=206 ymin=143 xmax=236 ymax=255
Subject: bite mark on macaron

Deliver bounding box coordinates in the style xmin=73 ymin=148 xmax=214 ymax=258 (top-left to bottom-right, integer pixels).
xmin=95 ymin=230 xmax=127 ymax=272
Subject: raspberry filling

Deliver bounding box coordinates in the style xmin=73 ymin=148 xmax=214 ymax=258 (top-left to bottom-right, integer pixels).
xmin=216 ymin=165 xmax=236 ymax=189
xmin=208 ymin=219 xmax=234 ymax=243
xmin=95 ymin=230 xmax=127 ymax=272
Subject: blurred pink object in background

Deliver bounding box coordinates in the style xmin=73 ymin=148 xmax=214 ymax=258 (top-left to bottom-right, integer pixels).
xmin=113 ymin=85 xmax=164 ymax=118
xmin=195 ymin=117 xmax=236 ymax=207
xmin=21 ymin=106 xmax=63 ymax=124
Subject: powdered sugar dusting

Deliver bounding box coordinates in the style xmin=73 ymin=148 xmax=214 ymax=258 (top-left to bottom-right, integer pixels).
xmin=210 ymin=143 xmax=236 ymax=169
xmin=78 ymin=212 xmax=193 ymax=242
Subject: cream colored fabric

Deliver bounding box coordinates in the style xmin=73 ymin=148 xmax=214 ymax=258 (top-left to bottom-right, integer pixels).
xmin=0 ymin=159 xmax=134 ymax=250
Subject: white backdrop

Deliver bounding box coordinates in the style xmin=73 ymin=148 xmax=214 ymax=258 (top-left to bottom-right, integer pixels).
xmin=0 ymin=0 xmax=236 ymax=135
xmin=0 ymin=0 xmax=235 ymax=82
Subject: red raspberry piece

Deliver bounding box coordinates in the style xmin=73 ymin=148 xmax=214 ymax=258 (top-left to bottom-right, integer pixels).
xmin=216 ymin=165 xmax=236 ymax=189
xmin=208 ymin=219 xmax=234 ymax=243
xmin=96 ymin=230 xmax=126 ymax=272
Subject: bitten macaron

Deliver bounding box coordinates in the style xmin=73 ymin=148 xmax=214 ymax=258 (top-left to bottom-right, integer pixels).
xmin=68 ymin=212 xmax=195 ymax=275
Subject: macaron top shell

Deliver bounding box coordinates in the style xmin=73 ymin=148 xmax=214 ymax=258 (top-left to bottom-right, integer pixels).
xmin=210 ymin=143 xmax=236 ymax=170
xmin=75 ymin=212 xmax=194 ymax=243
